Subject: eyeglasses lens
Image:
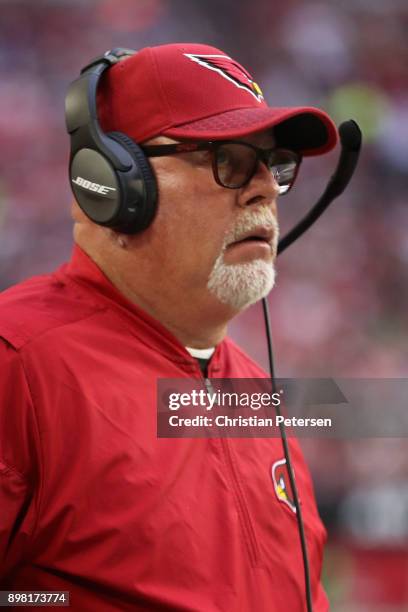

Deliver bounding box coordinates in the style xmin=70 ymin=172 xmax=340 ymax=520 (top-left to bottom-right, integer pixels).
xmin=215 ymin=143 xmax=298 ymax=194
xmin=267 ymin=151 xmax=298 ymax=195
xmin=215 ymin=144 xmax=257 ymax=189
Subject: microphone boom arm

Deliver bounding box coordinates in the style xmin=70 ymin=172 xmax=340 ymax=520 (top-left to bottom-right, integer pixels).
xmin=278 ymin=119 xmax=362 ymax=255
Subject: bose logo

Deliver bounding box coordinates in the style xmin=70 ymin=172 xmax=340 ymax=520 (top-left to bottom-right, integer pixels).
xmin=72 ymin=176 xmax=116 ymax=195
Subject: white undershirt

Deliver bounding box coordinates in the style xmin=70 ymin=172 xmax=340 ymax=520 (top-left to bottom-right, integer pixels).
xmin=185 ymin=346 xmax=215 ymax=360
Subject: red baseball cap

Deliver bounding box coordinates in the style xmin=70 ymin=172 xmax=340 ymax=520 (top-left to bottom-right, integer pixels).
xmin=98 ymin=43 xmax=338 ymax=156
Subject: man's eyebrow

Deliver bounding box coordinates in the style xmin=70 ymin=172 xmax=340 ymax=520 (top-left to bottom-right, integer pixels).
xmin=240 ymin=137 xmax=276 ymax=148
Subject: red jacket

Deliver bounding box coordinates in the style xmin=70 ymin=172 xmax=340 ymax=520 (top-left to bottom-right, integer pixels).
xmin=0 ymin=245 xmax=329 ymax=611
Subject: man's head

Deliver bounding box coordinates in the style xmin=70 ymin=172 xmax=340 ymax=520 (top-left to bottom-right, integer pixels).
xmin=71 ymin=43 xmax=337 ymax=345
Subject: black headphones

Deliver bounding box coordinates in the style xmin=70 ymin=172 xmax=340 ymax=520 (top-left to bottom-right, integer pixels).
xmin=65 ymin=48 xmax=158 ymax=234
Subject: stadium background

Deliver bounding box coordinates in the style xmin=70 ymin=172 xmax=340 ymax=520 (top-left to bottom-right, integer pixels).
xmin=1 ymin=0 xmax=407 ymax=609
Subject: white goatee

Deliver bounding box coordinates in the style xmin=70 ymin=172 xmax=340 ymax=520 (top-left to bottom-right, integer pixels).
xmin=207 ymin=208 xmax=279 ymax=311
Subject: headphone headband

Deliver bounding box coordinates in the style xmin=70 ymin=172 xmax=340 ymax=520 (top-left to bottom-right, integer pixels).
xmin=80 ymin=48 xmax=136 ymax=74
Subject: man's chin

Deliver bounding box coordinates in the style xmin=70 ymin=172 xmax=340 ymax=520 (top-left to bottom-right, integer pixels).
xmin=207 ymin=258 xmax=276 ymax=311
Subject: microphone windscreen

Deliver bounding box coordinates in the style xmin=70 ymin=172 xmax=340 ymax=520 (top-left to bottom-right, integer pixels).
xmin=339 ymin=120 xmax=362 ymax=152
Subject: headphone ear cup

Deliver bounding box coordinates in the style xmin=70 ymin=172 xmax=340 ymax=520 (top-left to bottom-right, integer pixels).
xmin=107 ymin=131 xmax=158 ymax=234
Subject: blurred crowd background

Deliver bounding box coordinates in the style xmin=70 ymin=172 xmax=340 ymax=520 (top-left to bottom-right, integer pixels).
xmin=1 ymin=0 xmax=407 ymax=609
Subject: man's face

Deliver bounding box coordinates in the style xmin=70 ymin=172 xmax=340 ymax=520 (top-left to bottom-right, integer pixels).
xmin=143 ymin=130 xmax=280 ymax=312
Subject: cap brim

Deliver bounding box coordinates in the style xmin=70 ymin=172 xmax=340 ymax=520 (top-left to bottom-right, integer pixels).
xmin=164 ymin=106 xmax=338 ymax=156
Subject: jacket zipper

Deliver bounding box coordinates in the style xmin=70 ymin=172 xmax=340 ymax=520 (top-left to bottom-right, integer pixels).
xmin=203 ymin=376 xmax=261 ymax=568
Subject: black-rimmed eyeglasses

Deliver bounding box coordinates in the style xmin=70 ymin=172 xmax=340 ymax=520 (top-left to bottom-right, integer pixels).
xmin=141 ymin=141 xmax=302 ymax=195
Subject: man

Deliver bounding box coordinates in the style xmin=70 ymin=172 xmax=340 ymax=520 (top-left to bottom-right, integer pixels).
xmin=0 ymin=44 xmax=337 ymax=610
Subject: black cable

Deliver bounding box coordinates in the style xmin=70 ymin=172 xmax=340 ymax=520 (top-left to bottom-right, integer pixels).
xmin=262 ymin=297 xmax=313 ymax=612
xmin=263 ymin=120 xmax=362 ymax=611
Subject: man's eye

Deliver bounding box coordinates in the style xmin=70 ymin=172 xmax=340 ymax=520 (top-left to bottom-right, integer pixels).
xmin=216 ymin=149 xmax=232 ymax=165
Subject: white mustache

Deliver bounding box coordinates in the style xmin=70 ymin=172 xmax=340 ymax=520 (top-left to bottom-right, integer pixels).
xmin=223 ymin=208 xmax=279 ymax=257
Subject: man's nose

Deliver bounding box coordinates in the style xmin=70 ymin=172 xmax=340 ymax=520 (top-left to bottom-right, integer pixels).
xmin=237 ymin=160 xmax=280 ymax=208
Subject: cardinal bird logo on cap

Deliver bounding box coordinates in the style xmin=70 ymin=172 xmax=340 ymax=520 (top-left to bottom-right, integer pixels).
xmin=184 ymin=53 xmax=264 ymax=102
xmin=271 ymin=459 xmax=297 ymax=513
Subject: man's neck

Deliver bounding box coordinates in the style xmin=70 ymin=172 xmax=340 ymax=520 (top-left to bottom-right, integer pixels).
xmin=78 ymin=239 xmax=233 ymax=348
xmin=106 ymin=271 xmax=229 ymax=348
